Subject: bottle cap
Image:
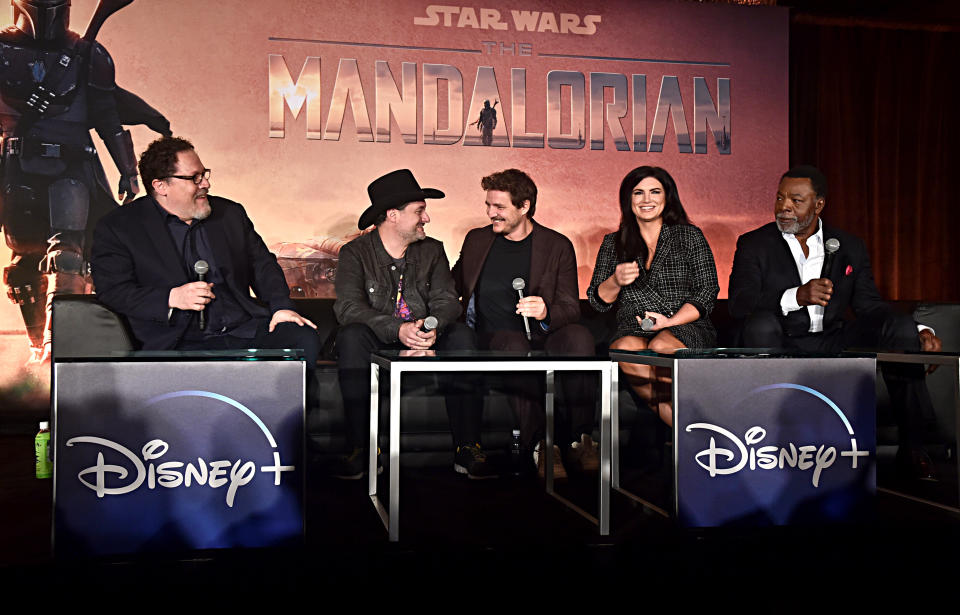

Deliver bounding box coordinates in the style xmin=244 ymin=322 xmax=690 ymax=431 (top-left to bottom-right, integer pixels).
xmin=39 ymin=421 xmax=49 ymax=429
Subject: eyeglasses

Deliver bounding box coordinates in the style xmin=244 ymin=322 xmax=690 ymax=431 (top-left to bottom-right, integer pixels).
xmin=165 ymin=169 xmax=211 ymax=185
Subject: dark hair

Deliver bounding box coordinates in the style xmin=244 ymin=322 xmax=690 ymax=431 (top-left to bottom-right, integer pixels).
xmin=481 ymin=168 xmax=537 ymax=218
xmin=139 ymin=136 xmax=195 ymax=196
xmin=781 ymin=165 xmax=828 ymax=199
xmin=615 ymin=166 xmax=689 ymax=263
xmin=373 ymin=200 xmax=412 ymax=227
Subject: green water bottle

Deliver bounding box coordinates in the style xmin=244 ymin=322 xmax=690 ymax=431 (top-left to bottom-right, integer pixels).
xmin=35 ymin=421 xmax=52 ymax=479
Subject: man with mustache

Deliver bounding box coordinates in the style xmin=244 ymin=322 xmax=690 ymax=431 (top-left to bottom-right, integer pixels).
xmin=332 ymin=169 xmax=492 ymax=480
xmin=453 ymin=168 xmax=598 ymax=479
xmin=728 ymin=165 xmax=942 ymax=478
xmin=90 ymin=135 xmax=318 ymax=364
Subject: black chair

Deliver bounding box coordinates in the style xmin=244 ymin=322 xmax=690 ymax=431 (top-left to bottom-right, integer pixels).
xmin=51 ymin=295 xmax=136 ymax=359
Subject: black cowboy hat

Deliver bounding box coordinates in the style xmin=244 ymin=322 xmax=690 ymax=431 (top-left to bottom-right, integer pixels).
xmin=358 ymin=169 xmax=445 ymax=229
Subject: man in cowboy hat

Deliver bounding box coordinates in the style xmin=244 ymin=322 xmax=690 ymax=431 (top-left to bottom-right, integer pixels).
xmin=332 ymin=169 xmax=492 ymax=480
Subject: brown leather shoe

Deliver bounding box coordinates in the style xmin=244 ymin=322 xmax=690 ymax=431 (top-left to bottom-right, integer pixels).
xmin=568 ymin=434 xmax=600 ymax=473
xmin=535 ymin=440 xmax=567 ymax=481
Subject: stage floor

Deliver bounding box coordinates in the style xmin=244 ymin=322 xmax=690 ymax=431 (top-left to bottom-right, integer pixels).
xmin=3 ymin=431 xmax=959 ymax=599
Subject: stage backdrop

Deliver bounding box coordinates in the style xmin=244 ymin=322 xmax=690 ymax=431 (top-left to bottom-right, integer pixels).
xmin=0 ymin=0 xmax=787 ymax=390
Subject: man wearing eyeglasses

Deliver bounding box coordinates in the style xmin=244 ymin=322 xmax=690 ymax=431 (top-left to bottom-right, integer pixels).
xmin=90 ymin=136 xmax=318 ymax=362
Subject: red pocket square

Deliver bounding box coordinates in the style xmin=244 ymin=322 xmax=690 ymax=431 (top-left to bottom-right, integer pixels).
xmin=845 ymin=265 xmax=853 ymax=276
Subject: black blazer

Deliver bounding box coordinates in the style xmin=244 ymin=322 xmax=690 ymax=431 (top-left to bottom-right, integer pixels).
xmin=728 ymin=221 xmax=890 ymax=337
xmin=90 ymin=195 xmax=293 ymax=349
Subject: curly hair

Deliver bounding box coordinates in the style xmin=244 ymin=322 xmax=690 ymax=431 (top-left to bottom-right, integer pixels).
xmin=480 ymin=168 xmax=537 ymax=218
xmin=138 ymin=136 xmax=195 ymax=195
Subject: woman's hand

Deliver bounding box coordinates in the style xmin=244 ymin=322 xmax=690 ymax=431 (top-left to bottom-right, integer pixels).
xmin=637 ymin=304 xmax=701 ymax=332
xmin=613 ymin=261 xmax=640 ymax=287
xmin=637 ymin=311 xmax=669 ymax=331
xmin=598 ymin=261 xmax=640 ymax=304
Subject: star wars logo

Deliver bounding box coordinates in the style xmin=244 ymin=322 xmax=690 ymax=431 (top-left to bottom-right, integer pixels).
xmin=413 ymin=5 xmax=602 ymax=35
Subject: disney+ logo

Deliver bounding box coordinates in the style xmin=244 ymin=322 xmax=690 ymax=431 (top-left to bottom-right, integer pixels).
xmin=65 ymin=390 xmax=296 ymax=508
xmin=684 ymin=384 xmax=870 ymax=488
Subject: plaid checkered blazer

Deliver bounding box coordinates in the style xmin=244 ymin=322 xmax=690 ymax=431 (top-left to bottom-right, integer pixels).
xmin=587 ymin=224 xmax=719 ymax=347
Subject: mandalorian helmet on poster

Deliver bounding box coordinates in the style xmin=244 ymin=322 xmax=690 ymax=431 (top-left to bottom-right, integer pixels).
xmin=11 ymin=0 xmax=70 ymax=41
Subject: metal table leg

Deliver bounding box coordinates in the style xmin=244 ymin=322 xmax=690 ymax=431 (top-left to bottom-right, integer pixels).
xmin=954 ymin=361 xmax=960 ymax=511
xmin=368 ymin=363 xmax=404 ymax=541
xmin=542 ymin=366 xmax=612 ymax=534
xmin=610 ymin=355 xmax=670 ymax=518
xmin=388 ymin=367 xmax=401 ymax=541
xmin=545 ymin=369 xmax=555 ymax=494
xmin=599 ymin=363 xmax=612 ymax=535
xmin=611 ymin=363 xmax=620 ymax=489
xmin=369 ymin=364 xmax=389 ymax=529
xmin=368 ymin=363 xmax=380 ymax=496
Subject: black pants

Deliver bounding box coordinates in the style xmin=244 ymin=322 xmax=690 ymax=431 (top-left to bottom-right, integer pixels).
xmin=336 ymin=321 xmax=483 ymax=450
xmin=742 ymin=310 xmax=933 ymax=446
xmin=175 ymin=319 xmax=321 ymax=411
xmin=479 ymin=324 xmax=596 ymax=449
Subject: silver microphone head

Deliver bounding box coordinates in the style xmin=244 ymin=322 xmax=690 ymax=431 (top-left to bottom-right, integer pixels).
xmin=511 ymin=278 xmax=526 ymax=291
xmin=824 ymin=238 xmax=840 ymax=255
xmin=640 ymin=316 xmax=656 ymax=332
xmin=423 ymin=316 xmax=438 ymax=331
xmin=194 ymin=260 xmax=210 ymax=276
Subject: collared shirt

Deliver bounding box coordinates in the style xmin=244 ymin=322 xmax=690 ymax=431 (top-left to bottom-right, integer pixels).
xmin=779 ymin=220 xmax=825 ymax=332
xmin=779 ymin=219 xmax=932 ymax=336
xmin=153 ymin=199 xmax=258 ymax=339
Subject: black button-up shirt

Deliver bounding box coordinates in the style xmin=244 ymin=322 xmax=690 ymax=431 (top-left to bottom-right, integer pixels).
xmin=155 ymin=199 xmax=259 ymax=340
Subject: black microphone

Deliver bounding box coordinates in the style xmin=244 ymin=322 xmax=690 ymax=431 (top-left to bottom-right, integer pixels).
xmin=511 ymin=277 xmax=532 ymax=341
xmin=194 ymin=260 xmax=209 ymax=330
xmin=420 ymin=315 xmax=438 ymax=333
xmin=821 ymin=238 xmax=840 ymax=279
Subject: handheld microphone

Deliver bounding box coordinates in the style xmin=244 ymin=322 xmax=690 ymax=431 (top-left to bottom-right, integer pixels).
xmin=821 ymin=238 xmax=840 ymax=279
xmin=420 ymin=315 xmax=438 ymax=333
xmin=511 ymin=277 xmax=532 ymax=341
xmin=640 ymin=314 xmax=657 ymax=332
xmin=194 ymin=260 xmax=209 ymax=331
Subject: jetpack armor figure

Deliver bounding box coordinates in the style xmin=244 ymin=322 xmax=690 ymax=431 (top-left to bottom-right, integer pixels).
xmin=473 ymin=99 xmax=497 ymax=146
xmin=0 ymin=0 xmax=170 ymax=361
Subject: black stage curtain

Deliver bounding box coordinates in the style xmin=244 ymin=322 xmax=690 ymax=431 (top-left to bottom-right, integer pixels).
xmin=790 ymin=20 xmax=960 ymax=301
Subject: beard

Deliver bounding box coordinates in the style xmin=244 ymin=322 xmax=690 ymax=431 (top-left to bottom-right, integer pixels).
xmin=776 ymin=211 xmax=815 ymax=235
xmin=192 ymin=192 xmax=212 ymax=221
xmin=193 ymin=204 xmax=212 ymax=221
xmin=399 ymin=225 xmax=425 ymax=244
xmin=491 ymin=216 xmax=521 ymax=236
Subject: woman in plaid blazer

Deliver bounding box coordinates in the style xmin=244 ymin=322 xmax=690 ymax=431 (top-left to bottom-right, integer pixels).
xmin=587 ymin=166 xmax=719 ymax=425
